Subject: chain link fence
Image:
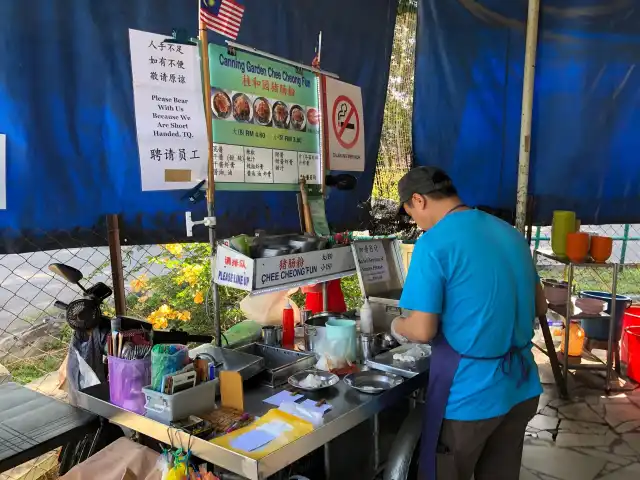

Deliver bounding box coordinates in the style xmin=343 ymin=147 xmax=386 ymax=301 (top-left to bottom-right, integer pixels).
xmin=534 ymin=224 xmax=640 ymax=297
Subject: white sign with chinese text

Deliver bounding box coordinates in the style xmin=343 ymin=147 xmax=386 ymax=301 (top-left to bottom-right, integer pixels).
xmin=215 ymin=245 xmax=255 ymax=291
xmin=129 ymin=29 xmax=208 ymax=191
xmin=214 ymin=245 xmax=356 ymax=292
xmin=324 ymin=77 xmax=365 ymax=172
xmin=255 ymin=247 xmax=355 ymax=290
xmin=0 ymin=134 xmax=5 ymax=210
xmin=355 ymin=241 xmax=390 ymax=283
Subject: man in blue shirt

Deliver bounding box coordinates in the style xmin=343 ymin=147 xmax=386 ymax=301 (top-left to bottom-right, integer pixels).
xmin=391 ymin=167 xmax=546 ymax=480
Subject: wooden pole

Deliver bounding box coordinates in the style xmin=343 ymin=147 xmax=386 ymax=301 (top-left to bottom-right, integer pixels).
xmin=106 ymin=214 xmax=126 ymax=315
xmin=199 ymin=21 xmax=215 ymax=204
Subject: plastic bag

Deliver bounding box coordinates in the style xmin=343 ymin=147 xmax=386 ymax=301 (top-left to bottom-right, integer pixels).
xmin=240 ymin=288 xmax=301 ymax=326
xmin=66 ymin=328 xmax=106 ymax=406
xmin=314 ymin=337 xmax=352 ymax=371
xmin=151 ymin=344 xmax=189 ymax=391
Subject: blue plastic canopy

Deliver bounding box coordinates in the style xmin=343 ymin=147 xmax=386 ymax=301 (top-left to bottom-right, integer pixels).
xmin=0 ymin=0 xmax=398 ymax=253
xmin=413 ymin=0 xmax=640 ymax=225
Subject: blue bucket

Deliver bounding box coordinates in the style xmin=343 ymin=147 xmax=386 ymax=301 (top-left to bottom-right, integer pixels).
xmin=579 ymin=291 xmax=632 ymax=341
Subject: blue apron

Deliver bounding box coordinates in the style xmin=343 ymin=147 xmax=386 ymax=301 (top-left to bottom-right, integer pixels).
xmin=419 ymin=334 xmax=531 ymax=480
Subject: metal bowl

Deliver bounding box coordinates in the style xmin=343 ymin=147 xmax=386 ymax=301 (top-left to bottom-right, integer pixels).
xmin=288 ymin=370 xmax=339 ymax=391
xmin=343 ymin=370 xmax=403 ymax=394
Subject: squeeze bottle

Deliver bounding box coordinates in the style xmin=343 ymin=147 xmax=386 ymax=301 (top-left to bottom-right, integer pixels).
xmin=282 ymin=300 xmax=295 ymax=347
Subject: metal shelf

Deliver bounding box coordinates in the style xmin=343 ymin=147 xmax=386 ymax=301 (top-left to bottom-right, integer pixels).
xmin=547 ymin=302 xmax=611 ymax=321
xmin=535 ymin=248 xmax=616 ymax=268
xmin=533 ymin=249 xmax=621 ymax=395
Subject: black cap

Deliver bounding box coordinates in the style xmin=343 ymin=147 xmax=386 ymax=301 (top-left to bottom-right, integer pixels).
xmin=397 ymin=166 xmax=454 ymax=216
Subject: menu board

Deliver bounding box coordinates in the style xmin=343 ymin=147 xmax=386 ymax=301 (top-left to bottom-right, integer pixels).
xmin=209 ymin=44 xmax=321 ymax=190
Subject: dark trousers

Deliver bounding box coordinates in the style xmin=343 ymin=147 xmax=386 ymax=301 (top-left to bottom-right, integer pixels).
xmin=436 ymin=396 xmax=539 ymax=480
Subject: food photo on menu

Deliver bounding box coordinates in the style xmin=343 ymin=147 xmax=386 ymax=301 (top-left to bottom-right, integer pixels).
xmin=210 ymin=88 xmax=316 ymax=133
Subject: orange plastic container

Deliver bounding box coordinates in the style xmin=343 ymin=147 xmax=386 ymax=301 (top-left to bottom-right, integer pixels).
xmin=566 ymin=232 xmax=589 ymax=263
xmin=590 ymin=235 xmax=613 ymax=263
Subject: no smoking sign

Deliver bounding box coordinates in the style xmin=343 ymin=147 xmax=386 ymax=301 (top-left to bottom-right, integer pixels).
xmin=332 ymin=95 xmax=360 ymax=150
xmin=324 ymin=77 xmax=365 ymax=172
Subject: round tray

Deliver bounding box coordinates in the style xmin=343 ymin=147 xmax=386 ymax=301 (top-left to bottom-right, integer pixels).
xmin=288 ymin=370 xmax=339 ymax=391
xmin=343 ymin=370 xmax=403 ymax=394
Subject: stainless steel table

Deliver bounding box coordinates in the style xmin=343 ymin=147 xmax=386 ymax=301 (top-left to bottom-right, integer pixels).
xmin=76 ymin=371 xmax=427 ymax=480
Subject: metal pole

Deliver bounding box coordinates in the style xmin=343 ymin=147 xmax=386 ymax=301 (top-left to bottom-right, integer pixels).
xmin=106 ymin=214 xmax=127 ymax=315
xmin=606 ymin=264 xmax=618 ymax=392
xmin=199 ymin=20 xmax=222 ymax=346
xmin=515 ymin=0 xmax=541 ymax=233
xmin=372 ymin=413 xmax=380 ymax=473
xmin=562 ymin=264 xmax=574 ymax=382
xmin=620 ymin=223 xmax=630 ymax=267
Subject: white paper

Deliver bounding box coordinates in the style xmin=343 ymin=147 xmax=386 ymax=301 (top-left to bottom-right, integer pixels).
xmin=355 ymin=241 xmax=390 ymax=283
xmin=324 ymin=77 xmax=365 ymax=172
xmin=0 ymin=134 xmax=5 ymax=210
xmin=215 ymin=246 xmax=254 ymax=291
xmin=129 ymin=29 xmax=208 ymax=191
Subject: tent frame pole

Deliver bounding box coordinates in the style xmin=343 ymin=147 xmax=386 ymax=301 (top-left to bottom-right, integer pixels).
xmin=515 ymin=0 xmax=541 ymax=233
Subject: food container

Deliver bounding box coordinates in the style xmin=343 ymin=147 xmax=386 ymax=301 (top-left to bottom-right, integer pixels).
xmin=326 ymin=319 xmax=357 ymax=363
xmin=305 ymin=312 xmax=350 ymax=353
xmin=542 ymin=279 xmax=569 ymax=305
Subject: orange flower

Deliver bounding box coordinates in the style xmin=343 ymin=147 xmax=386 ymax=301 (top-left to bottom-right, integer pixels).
xmin=165 ymin=244 xmax=184 ymax=257
xmin=130 ymin=274 xmax=148 ymax=293
xmin=194 ymin=291 xmax=204 ymax=304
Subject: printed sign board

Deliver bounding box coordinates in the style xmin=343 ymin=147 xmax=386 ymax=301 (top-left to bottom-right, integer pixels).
xmin=354 ymin=240 xmax=390 ymax=283
xmin=323 ymin=77 xmax=365 ymax=172
xmin=129 ymin=29 xmax=209 ymax=191
xmin=209 ymin=44 xmax=321 ymax=190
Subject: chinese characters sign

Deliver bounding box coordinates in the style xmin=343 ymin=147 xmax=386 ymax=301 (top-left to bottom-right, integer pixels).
xmin=209 ymin=44 xmax=321 ymax=190
xmin=214 ymin=245 xmax=355 ymax=292
xmin=355 ymin=241 xmax=390 ymax=284
xmin=129 ymin=29 xmax=208 ymax=191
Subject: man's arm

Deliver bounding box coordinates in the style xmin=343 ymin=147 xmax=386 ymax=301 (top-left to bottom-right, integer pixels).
xmin=393 ymin=311 xmax=439 ymax=344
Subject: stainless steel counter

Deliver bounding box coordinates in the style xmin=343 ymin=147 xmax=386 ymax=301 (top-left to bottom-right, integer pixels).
xmin=76 ymin=370 xmax=427 ymax=480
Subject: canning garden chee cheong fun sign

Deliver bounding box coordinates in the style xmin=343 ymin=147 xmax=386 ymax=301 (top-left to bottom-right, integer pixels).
xmin=129 ymin=29 xmax=209 ymax=191
xmin=209 ymin=44 xmax=321 ymax=190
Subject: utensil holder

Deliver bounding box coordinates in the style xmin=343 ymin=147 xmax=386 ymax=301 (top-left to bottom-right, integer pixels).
xmin=108 ymin=355 xmax=151 ymax=415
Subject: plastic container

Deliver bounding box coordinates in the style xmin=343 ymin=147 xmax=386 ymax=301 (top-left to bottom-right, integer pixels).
xmin=108 ymin=355 xmax=151 ymax=415
xmin=624 ymin=326 xmax=640 ymax=383
xmin=590 ymin=235 xmax=613 ymax=263
xmin=579 ymin=291 xmax=632 ymax=341
xmin=151 ymin=344 xmax=189 ymax=391
xmin=326 ymin=319 xmax=357 ymax=362
xmin=359 ymin=298 xmax=374 ymax=334
xmin=559 ymin=321 xmax=586 ymax=357
xmin=566 ymin=232 xmax=589 ymax=263
xmin=143 ymin=379 xmax=219 ymax=424
xmin=621 ymin=306 xmax=640 ymax=365
xmin=282 ymin=300 xmax=295 ymax=347
xmin=551 ymin=210 xmax=577 ymax=256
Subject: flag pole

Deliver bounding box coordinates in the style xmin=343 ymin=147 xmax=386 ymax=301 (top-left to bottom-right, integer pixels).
xmin=199 ymin=14 xmax=222 ymax=347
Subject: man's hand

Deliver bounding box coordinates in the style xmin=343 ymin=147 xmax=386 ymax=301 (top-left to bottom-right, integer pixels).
xmin=392 ymin=311 xmax=439 ymax=344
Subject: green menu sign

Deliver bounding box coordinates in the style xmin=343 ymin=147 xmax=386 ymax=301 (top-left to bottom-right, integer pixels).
xmin=209 ymin=44 xmax=321 ymax=191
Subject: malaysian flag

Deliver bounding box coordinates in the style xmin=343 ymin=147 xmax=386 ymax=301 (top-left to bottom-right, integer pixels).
xmin=199 ymin=0 xmax=245 ymax=40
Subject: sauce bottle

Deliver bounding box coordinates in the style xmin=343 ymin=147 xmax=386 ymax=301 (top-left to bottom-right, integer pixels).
xmin=282 ymin=299 xmax=295 ymax=348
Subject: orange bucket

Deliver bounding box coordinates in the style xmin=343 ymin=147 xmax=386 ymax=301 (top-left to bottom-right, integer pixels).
xmin=566 ymin=232 xmax=589 ymax=263
xmin=590 ymin=235 xmax=613 ymax=263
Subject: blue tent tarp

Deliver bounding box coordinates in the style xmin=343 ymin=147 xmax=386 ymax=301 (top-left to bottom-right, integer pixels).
xmin=0 ymin=0 xmax=398 ymax=253
xmin=413 ymin=0 xmax=640 ymax=224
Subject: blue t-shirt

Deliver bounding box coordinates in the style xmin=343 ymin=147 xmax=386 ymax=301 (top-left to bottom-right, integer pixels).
xmin=399 ymin=209 xmax=542 ymax=421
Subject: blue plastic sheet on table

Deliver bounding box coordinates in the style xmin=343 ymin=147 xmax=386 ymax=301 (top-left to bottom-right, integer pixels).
xmin=0 ymin=0 xmax=399 ymax=254
xmin=413 ymin=0 xmax=640 ymax=225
